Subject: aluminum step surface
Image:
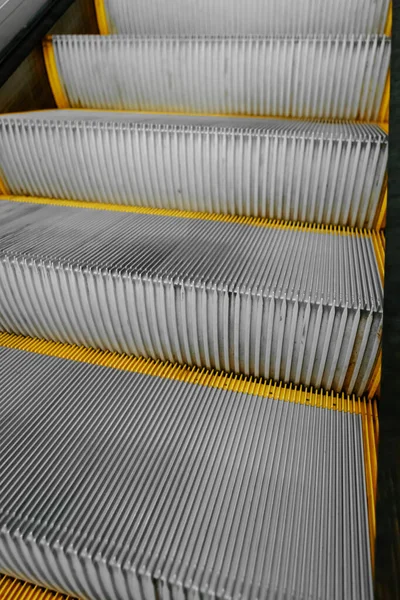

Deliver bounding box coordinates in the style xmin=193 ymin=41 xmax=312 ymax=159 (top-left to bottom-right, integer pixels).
xmin=0 ymin=336 xmax=376 ymax=600
xmin=0 ymin=198 xmax=384 ymax=396
xmin=0 ymin=111 xmax=388 ymax=228
xmin=95 ymin=0 xmax=391 ymax=36
xmin=44 ymin=35 xmax=391 ymax=120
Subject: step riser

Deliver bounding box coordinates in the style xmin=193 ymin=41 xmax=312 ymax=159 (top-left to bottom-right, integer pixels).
xmin=0 ymin=114 xmax=388 ymax=228
xmin=0 ymin=259 xmax=383 ymax=395
xmin=47 ymin=36 xmax=391 ymax=120
xmin=98 ymin=0 xmax=391 ymax=36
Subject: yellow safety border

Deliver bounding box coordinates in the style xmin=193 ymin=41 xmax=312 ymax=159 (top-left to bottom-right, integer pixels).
xmin=375 ymin=177 xmax=388 ymax=230
xmin=42 ymin=38 xmax=69 ymax=109
xmin=0 ymin=574 xmax=72 ymax=599
xmin=0 ymin=194 xmax=376 ymax=239
xmin=94 ymin=0 xmax=109 ymax=34
xmin=385 ymin=2 xmax=392 ymax=36
xmin=379 ymin=71 xmax=391 ymax=124
xmin=368 ymin=229 xmax=385 ymax=402
xmin=361 ymin=398 xmax=379 ymax=572
xmin=371 ymin=229 xmax=386 ymax=284
xmin=368 ymin=356 xmax=381 ymax=399
xmin=0 ymin=330 xmax=379 ymax=572
xmin=0 ymin=174 xmax=8 ymax=195
xmin=0 ymin=330 xmax=377 ymax=414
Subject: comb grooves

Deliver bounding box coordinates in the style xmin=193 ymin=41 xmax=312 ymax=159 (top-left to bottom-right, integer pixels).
xmin=47 ymin=35 xmax=391 ymax=120
xmin=0 ymin=343 xmax=375 ymax=600
xmin=0 ymin=112 xmax=388 ymax=228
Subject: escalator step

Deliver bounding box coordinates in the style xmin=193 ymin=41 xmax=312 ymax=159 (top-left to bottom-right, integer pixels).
xmin=95 ymin=0 xmax=391 ymax=36
xmin=0 ymin=111 xmax=388 ymax=228
xmin=0 ymin=198 xmax=383 ymax=396
xmin=43 ymin=35 xmax=391 ymax=120
xmin=0 ymin=335 xmax=376 ymax=600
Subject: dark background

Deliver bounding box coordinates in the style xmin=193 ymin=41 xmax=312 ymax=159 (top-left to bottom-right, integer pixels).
xmin=376 ymin=1 xmax=400 ymax=597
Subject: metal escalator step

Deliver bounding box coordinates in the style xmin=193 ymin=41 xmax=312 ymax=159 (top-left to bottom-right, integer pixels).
xmin=94 ymin=0 xmax=391 ymax=36
xmin=0 ymin=337 xmax=376 ymax=600
xmin=0 ymin=111 xmax=388 ymax=228
xmin=43 ymin=35 xmax=391 ymax=120
xmin=0 ymin=198 xmax=383 ymax=396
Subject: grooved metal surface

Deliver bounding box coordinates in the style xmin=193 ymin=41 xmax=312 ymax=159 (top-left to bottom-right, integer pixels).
xmin=0 ymin=111 xmax=388 ymax=227
xmin=0 ymin=573 xmax=72 ymax=599
xmin=0 ymin=344 xmax=373 ymax=600
xmin=0 ymin=200 xmax=383 ymax=395
xmin=49 ymin=35 xmax=391 ymax=120
xmin=100 ymin=0 xmax=390 ymax=36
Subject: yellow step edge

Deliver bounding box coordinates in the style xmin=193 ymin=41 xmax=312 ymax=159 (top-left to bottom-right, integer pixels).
xmin=374 ymin=175 xmax=388 ymax=230
xmin=0 ymin=194 xmax=379 ymax=239
xmin=371 ymin=228 xmax=386 ymax=284
xmin=41 ymin=35 xmax=389 ymax=130
xmin=368 ymin=353 xmax=382 ymax=399
xmin=362 ymin=399 xmax=379 ymax=573
xmin=379 ymin=71 xmax=391 ymax=124
xmin=0 ymin=175 xmax=8 ymax=196
xmin=0 ymin=330 xmax=377 ymax=414
xmin=368 ymin=226 xmax=385 ymax=403
xmin=0 ymin=330 xmax=379 ymax=573
xmin=42 ymin=38 xmax=69 ymax=109
xmin=94 ymin=0 xmax=109 ymax=34
xmin=0 ymin=574 xmax=72 ymax=599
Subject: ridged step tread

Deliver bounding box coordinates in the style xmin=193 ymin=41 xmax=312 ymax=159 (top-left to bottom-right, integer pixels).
xmin=44 ymin=35 xmax=391 ymax=121
xmin=0 ymin=198 xmax=384 ymax=396
xmin=94 ymin=0 xmax=391 ymax=36
xmin=0 ymin=338 xmax=377 ymax=600
xmin=0 ymin=111 xmax=388 ymax=228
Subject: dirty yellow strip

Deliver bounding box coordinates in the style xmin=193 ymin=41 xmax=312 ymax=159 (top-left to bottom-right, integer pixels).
xmin=94 ymin=0 xmax=110 ymax=34
xmin=0 ymin=574 xmax=73 ymax=599
xmin=368 ymin=355 xmax=381 ymax=400
xmin=385 ymin=1 xmax=392 ymax=36
xmin=361 ymin=398 xmax=379 ymax=573
xmin=368 ymin=228 xmax=385 ymax=402
xmin=371 ymin=229 xmax=386 ymax=284
xmin=379 ymin=72 xmax=391 ymax=124
xmin=0 ymin=175 xmax=8 ymax=195
xmin=375 ymin=178 xmax=388 ymax=230
xmin=42 ymin=38 xmax=69 ymax=109
xmin=0 ymin=195 xmax=375 ymax=240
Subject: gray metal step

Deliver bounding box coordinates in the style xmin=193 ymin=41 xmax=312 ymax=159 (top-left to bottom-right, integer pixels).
xmin=0 ymin=111 xmax=388 ymax=228
xmin=95 ymin=0 xmax=390 ymax=36
xmin=44 ymin=35 xmax=391 ymax=120
xmin=0 ymin=341 xmax=375 ymax=600
xmin=0 ymin=198 xmax=383 ymax=396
